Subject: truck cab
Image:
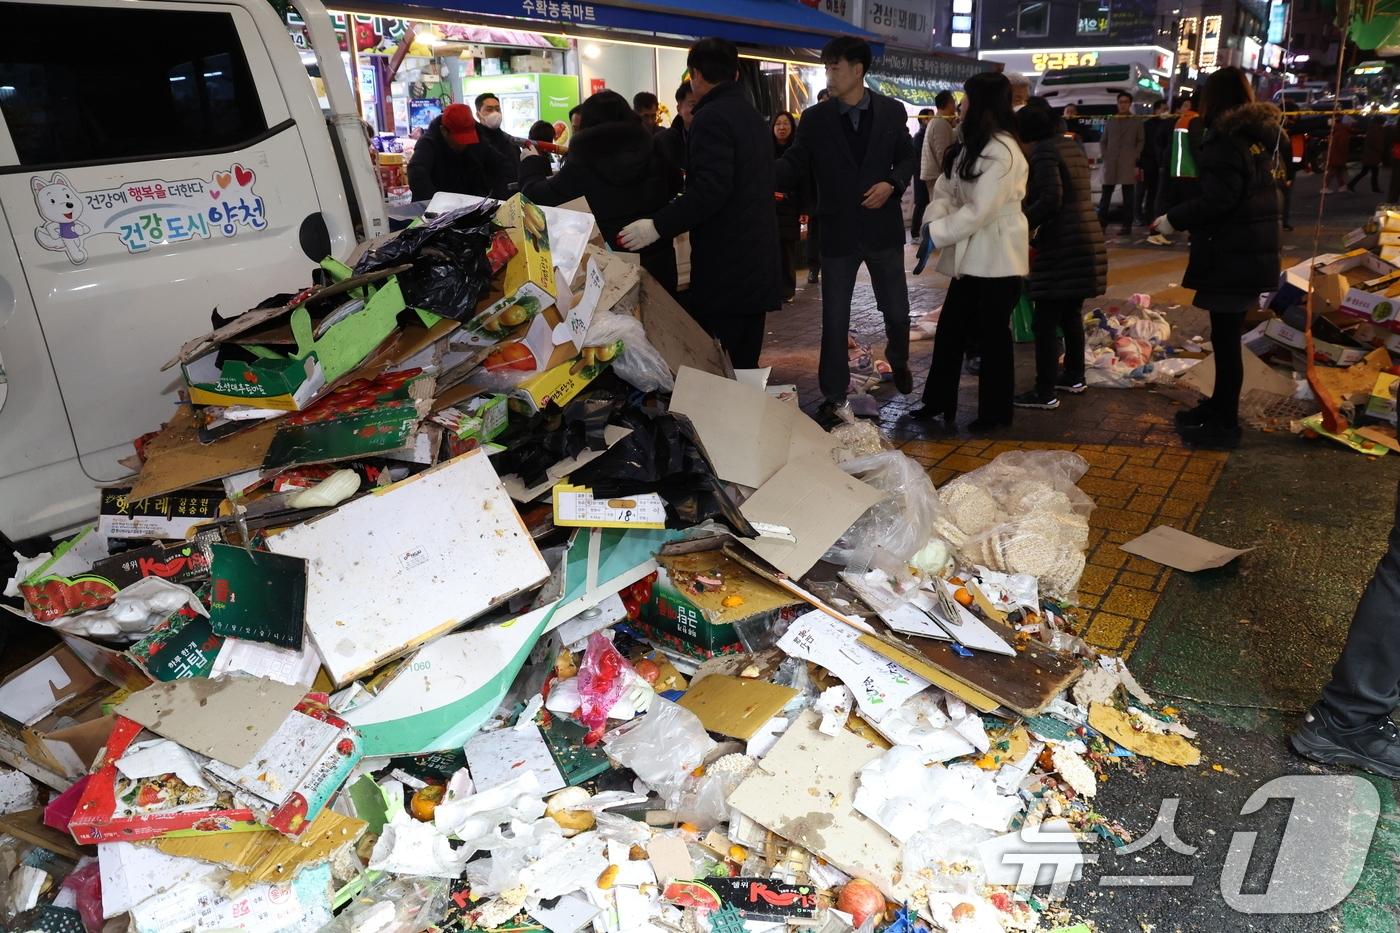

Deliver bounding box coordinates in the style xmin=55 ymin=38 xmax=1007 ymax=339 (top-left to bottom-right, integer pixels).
xmin=0 ymin=0 xmax=384 ymax=540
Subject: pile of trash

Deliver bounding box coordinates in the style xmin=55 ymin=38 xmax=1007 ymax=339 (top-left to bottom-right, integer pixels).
xmin=1082 ymin=294 xmax=1193 ymax=389
xmin=1 ymin=194 xmax=1201 ymax=933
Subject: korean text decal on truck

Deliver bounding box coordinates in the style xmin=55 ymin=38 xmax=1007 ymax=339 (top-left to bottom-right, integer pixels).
xmin=28 ymin=163 xmax=268 ymax=265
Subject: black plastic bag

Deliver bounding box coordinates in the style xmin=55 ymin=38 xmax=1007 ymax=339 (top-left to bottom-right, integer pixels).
xmin=352 ymin=205 xmax=497 ymax=321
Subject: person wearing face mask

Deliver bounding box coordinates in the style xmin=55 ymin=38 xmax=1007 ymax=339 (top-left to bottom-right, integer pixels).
xmin=474 ymin=92 xmax=519 ymax=198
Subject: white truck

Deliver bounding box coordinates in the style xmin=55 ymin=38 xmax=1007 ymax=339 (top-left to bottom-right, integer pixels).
xmin=0 ymin=0 xmax=388 ymax=541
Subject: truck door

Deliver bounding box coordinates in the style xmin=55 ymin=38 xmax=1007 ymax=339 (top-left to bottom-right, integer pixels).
xmin=0 ymin=0 xmax=354 ymax=537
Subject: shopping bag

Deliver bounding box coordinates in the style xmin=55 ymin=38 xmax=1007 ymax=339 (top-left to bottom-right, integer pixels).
xmin=1012 ymin=288 xmax=1035 ymax=343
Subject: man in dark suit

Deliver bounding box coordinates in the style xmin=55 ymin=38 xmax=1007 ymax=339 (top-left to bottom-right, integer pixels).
xmin=619 ymin=38 xmax=780 ymax=368
xmin=777 ymin=37 xmax=916 ymax=425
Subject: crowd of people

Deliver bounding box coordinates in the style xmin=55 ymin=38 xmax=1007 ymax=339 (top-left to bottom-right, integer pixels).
xmin=403 ymin=35 xmax=1289 ymax=451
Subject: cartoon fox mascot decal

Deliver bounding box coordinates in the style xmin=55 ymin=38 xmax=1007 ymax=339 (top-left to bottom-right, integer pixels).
xmin=31 ymin=173 xmax=90 ymax=264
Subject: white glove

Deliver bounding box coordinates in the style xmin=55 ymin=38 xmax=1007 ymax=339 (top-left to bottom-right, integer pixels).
xmin=1151 ymin=214 xmax=1175 ymax=235
xmin=617 ymin=218 xmax=660 ymax=250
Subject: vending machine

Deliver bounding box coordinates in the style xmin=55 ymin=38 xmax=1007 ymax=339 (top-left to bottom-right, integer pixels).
xmin=461 ymin=73 xmax=581 ymax=144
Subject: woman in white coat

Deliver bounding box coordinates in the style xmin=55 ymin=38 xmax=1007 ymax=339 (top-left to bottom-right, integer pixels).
xmin=912 ymin=72 xmax=1029 ymax=431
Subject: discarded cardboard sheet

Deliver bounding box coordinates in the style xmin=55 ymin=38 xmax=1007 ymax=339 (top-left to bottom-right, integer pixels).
xmin=1089 ymin=703 xmax=1201 ymax=766
xmin=637 ymin=273 xmax=730 ymax=379
xmin=1119 ymin=526 xmax=1253 ymax=572
xmin=129 ymin=406 xmax=278 ymax=502
xmin=208 ymin=545 xmax=307 ymax=649
xmin=670 ymin=367 xmax=837 ymax=490
xmin=154 ymin=808 xmax=366 ymax=890
xmin=727 ymin=709 xmax=902 ymax=898
xmin=1313 ymin=347 xmax=1394 ymax=408
xmin=115 ymin=675 xmax=306 ymax=769
xmin=677 ymin=675 xmax=798 ymax=740
xmin=1177 ymin=346 xmax=1294 ymax=399
xmin=100 ymin=842 xmax=220 ymax=919
xmin=739 ymin=454 xmax=882 ymax=579
xmin=266 ymin=450 xmax=549 ymax=686
xmin=645 ymin=834 xmax=694 ymax=886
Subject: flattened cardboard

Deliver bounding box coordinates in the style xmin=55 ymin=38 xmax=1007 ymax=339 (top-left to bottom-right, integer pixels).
xmin=1089 ymin=703 xmax=1201 ymax=766
xmin=670 ymin=368 xmax=836 ymax=489
xmin=153 ymin=808 xmax=366 ymax=891
xmin=637 ymin=272 xmax=730 ymax=378
xmin=1177 ymin=346 xmax=1294 ymax=399
xmin=1119 ymin=526 xmax=1253 ymax=572
xmin=209 ymin=545 xmax=307 ymax=649
xmin=115 ymin=675 xmax=306 ymax=769
xmin=266 ymin=450 xmax=549 ymax=687
xmin=464 ymin=723 xmax=566 ymax=794
xmin=0 ymin=808 xmax=90 ymax=861
xmin=677 ymin=675 xmax=797 ymax=740
xmin=738 ymin=454 xmax=882 ymax=579
xmin=129 ymin=406 xmax=279 ymax=502
xmin=726 ymin=709 xmax=901 ymax=898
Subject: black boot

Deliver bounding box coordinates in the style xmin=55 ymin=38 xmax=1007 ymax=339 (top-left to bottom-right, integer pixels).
xmin=1174 ymin=400 xmax=1215 ymax=428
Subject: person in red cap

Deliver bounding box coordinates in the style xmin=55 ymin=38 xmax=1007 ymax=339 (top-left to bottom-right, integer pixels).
xmin=408 ymin=102 xmax=501 ymax=201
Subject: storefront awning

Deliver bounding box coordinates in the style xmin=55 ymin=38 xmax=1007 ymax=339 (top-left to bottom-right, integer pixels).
xmin=375 ymin=0 xmax=884 ymax=53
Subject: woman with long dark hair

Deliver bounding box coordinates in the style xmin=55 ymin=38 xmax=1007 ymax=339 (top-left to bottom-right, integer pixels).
xmin=912 ymin=72 xmax=1029 ymax=431
xmin=520 ymin=89 xmax=683 ymax=294
xmin=771 ymin=111 xmax=802 ymax=303
xmin=1151 ymin=67 xmax=1282 ymax=449
xmin=1013 ymin=99 xmax=1106 ymax=410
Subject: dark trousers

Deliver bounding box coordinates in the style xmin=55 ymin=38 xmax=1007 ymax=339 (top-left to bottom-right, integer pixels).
xmin=705 ymin=313 xmax=765 ymax=370
xmin=922 ymin=275 xmax=1020 ymax=422
xmin=779 ymin=236 xmax=798 ymax=299
xmin=1206 ymin=310 xmax=1245 ymax=426
xmin=806 ymin=216 xmax=822 ymax=275
xmin=819 ymin=245 xmax=911 ymax=403
xmin=1098 ymin=183 xmax=1135 ymax=228
xmin=1031 ymin=297 xmax=1086 ymax=396
xmin=1280 ymin=180 xmax=1293 ymax=227
xmin=1389 ymin=165 xmax=1400 ymax=203
xmin=1135 ymin=166 xmax=1159 ymax=224
xmin=911 ymin=187 xmax=930 ymax=240
xmin=1350 ymin=165 xmax=1382 ymax=191
xmin=1321 ymin=482 xmax=1400 ymax=729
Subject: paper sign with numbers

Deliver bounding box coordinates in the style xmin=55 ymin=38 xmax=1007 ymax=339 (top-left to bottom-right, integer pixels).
xmin=552 ymin=484 xmax=666 ymax=529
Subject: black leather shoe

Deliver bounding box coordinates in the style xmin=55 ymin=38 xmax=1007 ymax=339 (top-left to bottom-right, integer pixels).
xmin=1174 ymin=401 xmax=1215 ymax=428
xmin=1291 ymin=705 xmax=1400 ymax=779
xmin=1179 ymin=419 xmax=1241 ymax=450
xmin=892 ymin=366 xmax=914 ymax=394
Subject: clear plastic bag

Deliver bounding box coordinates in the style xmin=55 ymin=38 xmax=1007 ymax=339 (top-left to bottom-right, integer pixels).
xmin=826 ymin=451 xmax=946 ymax=566
xmin=602 ymin=697 xmax=716 ymax=808
xmin=319 ymin=875 xmax=450 ymax=933
xmin=583 ymin=311 xmax=674 ymax=393
xmin=938 ymin=451 xmax=1093 ymax=600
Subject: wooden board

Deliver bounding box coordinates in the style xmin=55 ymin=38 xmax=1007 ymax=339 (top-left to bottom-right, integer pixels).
xmin=859 ymin=617 xmax=1082 ymax=717
xmin=0 ymin=808 xmax=93 ymax=861
xmin=129 ymin=406 xmax=278 ymax=501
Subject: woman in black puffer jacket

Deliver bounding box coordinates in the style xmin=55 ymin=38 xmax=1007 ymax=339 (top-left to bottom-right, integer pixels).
xmin=1014 ymin=100 xmax=1106 ymax=410
xmin=1152 ymin=67 xmax=1282 ymax=450
xmin=520 ymin=90 xmax=683 ymax=295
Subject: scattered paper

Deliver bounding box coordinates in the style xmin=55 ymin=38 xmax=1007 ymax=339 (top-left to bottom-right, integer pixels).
xmin=1120 ymin=526 xmax=1253 ymax=572
xmin=817 ymin=685 xmax=855 ymax=736
xmin=210 ymin=637 xmax=322 ymax=686
xmin=868 ymin=691 xmax=987 ymax=761
xmin=370 ymin=812 xmax=470 ymax=878
xmin=116 ymin=739 xmax=210 ymax=791
xmin=0 ymin=769 xmax=37 ymax=814
xmin=777 ymin=610 xmax=929 ymax=722
xmin=528 ymin=893 xmax=600 ymax=933
xmin=465 ymin=724 xmax=567 ymax=795
xmin=100 ymin=843 xmax=219 ymax=919
xmin=0 ymin=655 xmax=71 ymax=726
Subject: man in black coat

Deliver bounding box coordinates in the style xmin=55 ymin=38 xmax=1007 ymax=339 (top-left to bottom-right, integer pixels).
xmin=407 ymin=104 xmax=495 ymax=202
xmin=776 ymin=37 xmax=916 ymax=425
xmin=619 ymin=38 xmax=780 ymax=369
xmin=657 ymin=82 xmax=694 ymax=176
xmin=475 ymin=93 xmax=520 ymax=198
